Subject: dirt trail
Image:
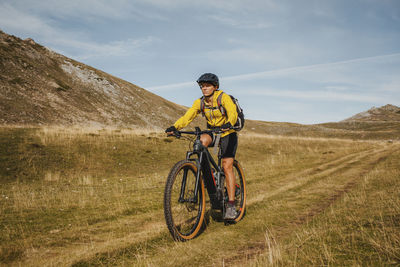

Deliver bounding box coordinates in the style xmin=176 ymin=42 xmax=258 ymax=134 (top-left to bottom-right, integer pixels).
xmin=20 ymin=209 xmax=168 ymax=266
xmin=247 ymin=146 xmax=384 ymax=206
xmin=228 ymin=143 xmax=400 ymax=266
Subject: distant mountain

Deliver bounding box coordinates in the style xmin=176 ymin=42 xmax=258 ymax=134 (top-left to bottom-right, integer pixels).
xmin=0 ymin=30 xmax=187 ymax=129
xmin=342 ymin=104 xmax=400 ymax=122
xmin=309 ymin=104 xmax=400 ymax=140
xmin=243 ymin=104 xmax=400 ymax=141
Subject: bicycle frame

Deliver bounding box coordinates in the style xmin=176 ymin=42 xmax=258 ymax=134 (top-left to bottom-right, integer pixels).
xmin=178 ymin=127 xmax=224 ymax=207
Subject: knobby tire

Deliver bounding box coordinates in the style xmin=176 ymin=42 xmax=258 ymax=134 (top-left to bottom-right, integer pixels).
xmin=164 ymin=160 xmax=206 ymax=241
xmin=231 ymin=160 xmax=246 ymax=222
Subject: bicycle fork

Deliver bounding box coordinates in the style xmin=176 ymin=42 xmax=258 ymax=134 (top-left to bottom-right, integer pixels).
xmin=178 ymin=152 xmax=204 ymax=204
xmin=178 ymin=144 xmax=223 ymax=208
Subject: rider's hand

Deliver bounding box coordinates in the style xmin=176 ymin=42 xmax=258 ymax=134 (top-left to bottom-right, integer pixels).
xmin=221 ymin=122 xmax=232 ymax=132
xmin=165 ymin=126 xmax=178 ymax=136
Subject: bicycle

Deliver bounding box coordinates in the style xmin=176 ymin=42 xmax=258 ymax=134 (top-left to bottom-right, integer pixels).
xmin=163 ymin=127 xmax=246 ymax=241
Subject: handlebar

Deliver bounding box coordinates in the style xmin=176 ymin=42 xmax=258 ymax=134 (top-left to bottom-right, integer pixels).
xmin=167 ymin=126 xmax=233 ymax=138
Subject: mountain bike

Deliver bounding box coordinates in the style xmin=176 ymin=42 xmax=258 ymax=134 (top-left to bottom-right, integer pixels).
xmin=163 ymin=127 xmax=246 ymax=241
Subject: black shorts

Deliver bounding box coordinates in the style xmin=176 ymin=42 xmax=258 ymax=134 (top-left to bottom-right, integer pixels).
xmin=207 ymin=132 xmax=238 ymax=158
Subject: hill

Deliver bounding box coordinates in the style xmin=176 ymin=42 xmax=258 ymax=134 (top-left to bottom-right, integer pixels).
xmin=242 ymin=104 xmax=400 ymax=141
xmin=0 ymin=30 xmax=187 ymax=129
xmin=243 ymin=111 xmax=400 ymax=141
xmin=342 ymin=104 xmax=400 ymax=122
xmin=314 ymin=104 xmax=400 ymax=140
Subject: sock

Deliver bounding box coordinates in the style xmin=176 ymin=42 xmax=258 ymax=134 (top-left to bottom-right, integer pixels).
xmin=228 ymin=200 xmax=235 ymax=206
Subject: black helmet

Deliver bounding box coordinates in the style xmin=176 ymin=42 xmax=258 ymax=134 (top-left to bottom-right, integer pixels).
xmin=196 ymin=73 xmax=219 ymax=88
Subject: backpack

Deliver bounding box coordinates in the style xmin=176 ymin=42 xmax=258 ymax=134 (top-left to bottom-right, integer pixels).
xmin=200 ymin=92 xmax=245 ymax=131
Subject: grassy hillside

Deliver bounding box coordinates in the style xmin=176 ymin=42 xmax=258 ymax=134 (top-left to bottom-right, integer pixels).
xmin=244 ymin=119 xmax=400 ymax=141
xmin=244 ymin=103 xmax=400 ymax=141
xmin=1 ymin=126 xmax=399 ymax=266
xmin=0 ymin=30 xmax=187 ymax=129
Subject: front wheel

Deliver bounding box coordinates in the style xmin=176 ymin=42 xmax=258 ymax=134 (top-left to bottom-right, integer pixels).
xmin=164 ymin=160 xmax=206 ymax=241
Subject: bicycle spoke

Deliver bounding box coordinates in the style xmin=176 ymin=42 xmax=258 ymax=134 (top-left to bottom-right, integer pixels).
xmin=164 ymin=160 xmax=205 ymax=241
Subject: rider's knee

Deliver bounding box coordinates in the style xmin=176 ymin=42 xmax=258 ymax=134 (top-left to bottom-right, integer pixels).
xmin=200 ymin=134 xmax=212 ymax=147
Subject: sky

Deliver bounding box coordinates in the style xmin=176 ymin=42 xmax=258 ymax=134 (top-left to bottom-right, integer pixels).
xmin=1 ymin=0 xmax=399 ymax=124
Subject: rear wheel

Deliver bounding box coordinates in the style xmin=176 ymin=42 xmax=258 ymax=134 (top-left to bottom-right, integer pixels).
xmin=225 ymin=160 xmax=246 ymax=222
xmin=164 ymin=160 xmax=205 ymax=241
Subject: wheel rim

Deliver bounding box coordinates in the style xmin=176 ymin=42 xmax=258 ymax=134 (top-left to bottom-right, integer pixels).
xmin=233 ymin=162 xmax=246 ymax=222
xmin=170 ymin=164 xmax=204 ymax=238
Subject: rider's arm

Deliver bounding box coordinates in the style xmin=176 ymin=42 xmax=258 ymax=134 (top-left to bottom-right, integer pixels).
xmin=221 ymin=93 xmax=238 ymax=128
xmin=173 ymin=99 xmax=201 ymax=130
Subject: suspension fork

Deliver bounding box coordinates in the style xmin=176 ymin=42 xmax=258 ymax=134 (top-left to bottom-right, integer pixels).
xmin=178 ymin=167 xmax=189 ymax=203
xmin=178 ymin=151 xmax=204 ymax=204
xmin=192 ymin=152 xmax=204 ymax=203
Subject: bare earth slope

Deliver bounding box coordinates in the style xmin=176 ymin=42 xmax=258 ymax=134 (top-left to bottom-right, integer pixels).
xmin=0 ymin=30 xmax=187 ymax=129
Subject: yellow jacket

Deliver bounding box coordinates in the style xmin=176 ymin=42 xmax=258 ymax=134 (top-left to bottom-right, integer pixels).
xmin=174 ymin=90 xmax=238 ymax=137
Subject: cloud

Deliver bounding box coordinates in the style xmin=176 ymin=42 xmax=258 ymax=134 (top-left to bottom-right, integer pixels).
xmin=243 ymin=88 xmax=392 ymax=103
xmin=324 ymin=85 xmax=351 ymax=91
xmin=148 ymin=52 xmax=400 ymax=107
xmin=0 ymin=3 xmax=55 ymax=36
xmin=377 ymin=79 xmax=400 ymax=93
xmin=150 ymin=53 xmax=400 ymax=92
xmin=6 ymin=0 xmax=167 ymax=22
xmin=148 ymin=81 xmax=194 ymax=92
xmin=55 ymin=36 xmax=159 ymax=60
xmin=0 ymin=2 xmax=159 ymax=60
xmin=223 ymin=53 xmax=400 ymax=82
xmin=207 ymin=14 xmax=273 ymax=29
xmin=204 ymin=44 xmax=311 ymax=67
xmin=134 ymin=0 xmax=278 ymax=12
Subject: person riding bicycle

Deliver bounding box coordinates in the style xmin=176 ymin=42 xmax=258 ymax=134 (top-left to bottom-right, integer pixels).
xmin=165 ymin=73 xmax=239 ymax=220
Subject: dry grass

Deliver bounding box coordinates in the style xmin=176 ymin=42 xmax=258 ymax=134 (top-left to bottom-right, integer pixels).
xmin=0 ymin=126 xmax=398 ymax=266
xmin=244 ymin=118 xmax=400 ymax=141
xmin=0 ymin=126 xmax=180 ymax=265
xmin=252 ymin=147 xmax=400 ymax=266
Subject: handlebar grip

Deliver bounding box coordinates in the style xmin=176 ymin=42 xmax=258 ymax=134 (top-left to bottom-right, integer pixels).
xmin=166 ymin=131 xmax=181 ymax=138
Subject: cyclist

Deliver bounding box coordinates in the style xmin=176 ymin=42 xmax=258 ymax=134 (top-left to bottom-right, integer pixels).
xmin=165 ymin=73 xmax=239 ymax=220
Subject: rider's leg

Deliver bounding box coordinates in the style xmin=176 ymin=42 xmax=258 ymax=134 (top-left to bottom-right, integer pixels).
xmin=222 ymin=157 xmax=235 ymax=202
xmin=201 ymin=133 xmax=221 ymax=209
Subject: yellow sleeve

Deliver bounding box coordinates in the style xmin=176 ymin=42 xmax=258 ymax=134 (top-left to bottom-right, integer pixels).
xmin=221 ymin=93 xmax=238 ymax=126
xmin=173 ymin=99 xmax=201 ymax=130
